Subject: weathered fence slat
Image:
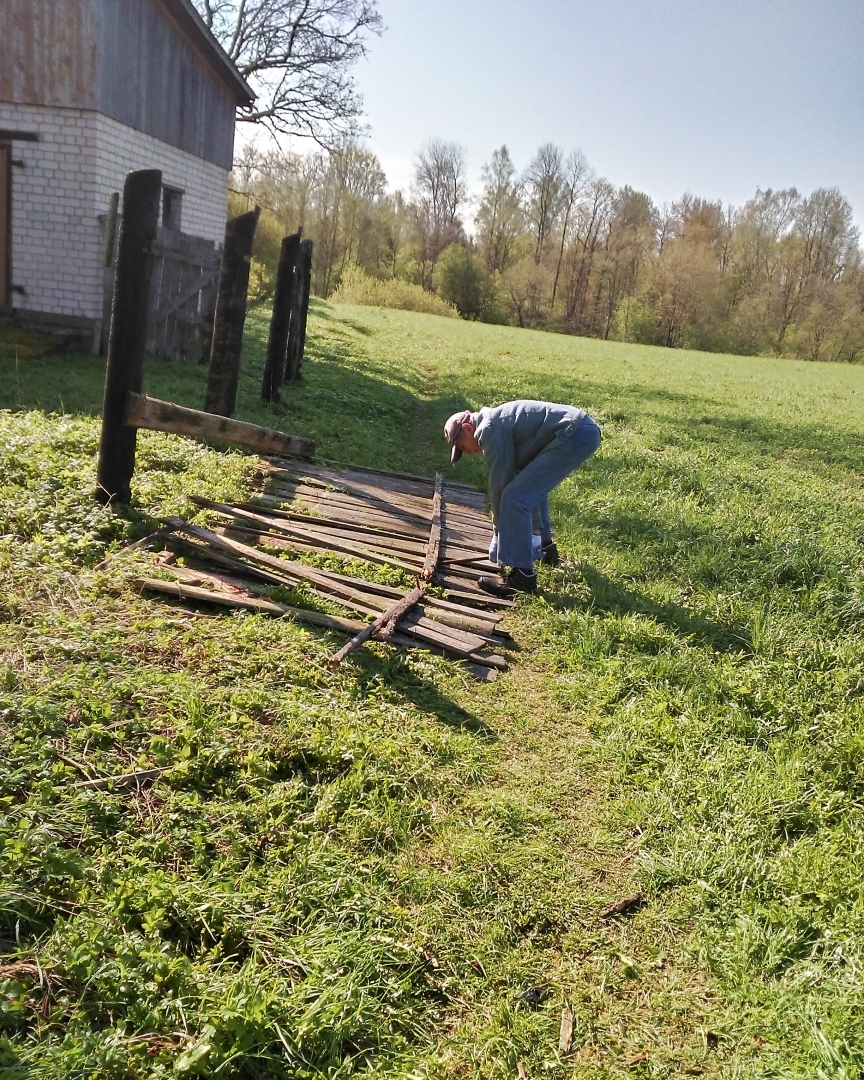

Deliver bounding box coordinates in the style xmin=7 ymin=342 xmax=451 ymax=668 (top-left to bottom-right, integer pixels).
xmin=96 ymin=169 xmax=162 ymax=506
xmin=205 ymin=207 xmax=260 ymax=416
xmin=147 ymin=265 xmax=220 ymax=328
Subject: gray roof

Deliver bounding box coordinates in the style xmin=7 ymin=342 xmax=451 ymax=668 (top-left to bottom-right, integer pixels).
xmin=163 ymin=0 xmax=255 ymax=105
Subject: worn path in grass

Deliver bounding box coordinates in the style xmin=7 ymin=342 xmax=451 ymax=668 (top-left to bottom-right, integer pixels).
xmin=1 ymin=304 xmax=864 ymax=1077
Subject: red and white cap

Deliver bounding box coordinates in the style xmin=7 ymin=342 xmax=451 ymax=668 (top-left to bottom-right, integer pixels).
xmin=443 ymin=410 xmax=472 ymax=463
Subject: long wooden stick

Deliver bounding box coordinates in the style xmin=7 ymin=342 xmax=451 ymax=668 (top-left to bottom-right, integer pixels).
xmin=328 ymin=585 xmax=426 ymax=669
xmin=133 ymin=576 xmax=365 ymax=633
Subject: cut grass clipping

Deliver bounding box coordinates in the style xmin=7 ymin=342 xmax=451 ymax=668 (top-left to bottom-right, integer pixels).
xmin=1 ymin=302 xmax=864 ymax=1077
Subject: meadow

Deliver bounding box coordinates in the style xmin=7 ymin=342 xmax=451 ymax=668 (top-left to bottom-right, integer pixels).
xmin=1 ymin=305 xmax=863 ymax=1078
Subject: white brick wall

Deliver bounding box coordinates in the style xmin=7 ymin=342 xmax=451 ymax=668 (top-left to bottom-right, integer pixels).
xmin=94 ymin=113 xmax=228 ymax=244
xmin=0 ymin=102 xmax=229 ymax=326
xmin=0 ymin=104 xmax=101 ymax=320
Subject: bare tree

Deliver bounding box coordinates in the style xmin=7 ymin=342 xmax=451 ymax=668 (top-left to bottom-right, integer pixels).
xmin=551 ymin=148 xmax=591 ymax=308
xmin=409 ymin=139 xmax=468 ymax=286
xmin=193 ymin=0 xmax=383 ymax=143
xmin=524 ymin=143 xmax=564 ymax=263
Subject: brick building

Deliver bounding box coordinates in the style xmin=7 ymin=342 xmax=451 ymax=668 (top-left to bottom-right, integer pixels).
xmin=0 ymin=0 xmax=253 ymax=351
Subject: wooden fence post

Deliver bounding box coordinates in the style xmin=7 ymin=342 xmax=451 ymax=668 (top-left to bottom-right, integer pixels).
xmin=261 ymin=231 xmax=301 ymax=403
xmin=96 ymin=169 xmax=162 ymax=506
xmin=204 ymin=207 xmax=260 ymax=417
xmin=285 ymin=238 xmax=313 ymax=382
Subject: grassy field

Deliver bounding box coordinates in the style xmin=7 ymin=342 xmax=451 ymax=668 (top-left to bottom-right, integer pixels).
xmin=1 ymin=305 xmax=864 ymax=1078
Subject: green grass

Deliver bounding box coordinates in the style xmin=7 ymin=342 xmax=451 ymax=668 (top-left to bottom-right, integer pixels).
xmin=1 ymin=303 xmax=864 ymax=1077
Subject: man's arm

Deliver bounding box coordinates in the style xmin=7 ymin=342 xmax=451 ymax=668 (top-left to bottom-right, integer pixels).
xmin=478 ymin=424 xmax=515 ymax=526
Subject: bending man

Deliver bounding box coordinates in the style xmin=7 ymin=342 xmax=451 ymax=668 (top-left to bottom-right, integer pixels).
xmin=444 ymin=400 xmax=601 ymax=598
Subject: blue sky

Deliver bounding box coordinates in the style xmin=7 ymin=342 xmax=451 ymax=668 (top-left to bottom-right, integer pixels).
xmin=352 ymin=0 xmax=864 ymax=225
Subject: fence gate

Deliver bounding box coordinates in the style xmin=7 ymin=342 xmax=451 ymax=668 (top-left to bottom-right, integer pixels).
xmin=102 ymin=224 xmax=221 ymax=362
xmin=145 ymin=227 xmax=221 ymax=363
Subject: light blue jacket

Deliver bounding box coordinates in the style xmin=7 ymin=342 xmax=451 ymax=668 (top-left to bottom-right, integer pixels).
xmin=471 ymin=400 xmax=586 ymax=524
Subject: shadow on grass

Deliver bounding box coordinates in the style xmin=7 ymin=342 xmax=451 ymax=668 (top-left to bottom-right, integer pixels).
xmin=350 ymin=648 xmax=497 ymax=739
xmin=546 ymin=564 xmax=751 ymax=654
xmin=135 ymin=589 xmax=494 ymax=735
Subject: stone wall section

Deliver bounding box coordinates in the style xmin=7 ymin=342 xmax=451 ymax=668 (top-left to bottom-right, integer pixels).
xmin=0 ymin=101 xmax=228 ymax=331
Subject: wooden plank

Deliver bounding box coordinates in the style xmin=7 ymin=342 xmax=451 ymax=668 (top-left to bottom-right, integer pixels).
xmin=125 ymin=393 xmax=314 ymax=458
xmin=0 ymin=144 xmax=8 ymax=308
xmin=212 ymin=540 xmax=501 ymax=625
xmin=421 ymin=473 xmax=443 ymax=580
xmin=230 ymin=521 xmax=426 ymax=569
xmin=559 ymin=1004 xmax=574 ymax=1053
xmin=190 ymin=497 xmax=424 ymax=574
xmin=101 ymin=190 xmax=119 ymax=267
xmin=165 ymin=520 xmax=485 ymax=655
xmin=329 ymin=585 xmax=426 ymax=669
xmin=317 ymin=458 xmax=480 ymax=493
xmin=133 ymin=575 xmax=365 ymax=633
xmin=262 ymin=489 xmax=432 ymax=535
xmin=146 ymin=265 xmax=218 ymax=328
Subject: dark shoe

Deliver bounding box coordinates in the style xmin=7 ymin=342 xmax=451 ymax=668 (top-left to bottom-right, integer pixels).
xmin=541 ymin=540 xmax=560 ymax=566
xmin=478 ymin=567 xmax=537 ymax=599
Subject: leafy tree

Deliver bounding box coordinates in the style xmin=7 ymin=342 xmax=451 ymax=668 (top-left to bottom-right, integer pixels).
xmin=433 ymin=243 xmax=483 ymax=319
xmin=524 ymin=143 xmax=565 ymax=264
xmin=475 ymin=147 xmax=524 ymax=275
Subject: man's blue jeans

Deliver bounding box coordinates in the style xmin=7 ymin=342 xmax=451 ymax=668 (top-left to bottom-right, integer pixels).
xmin=497 ymin=414 xmax=601 ymax=570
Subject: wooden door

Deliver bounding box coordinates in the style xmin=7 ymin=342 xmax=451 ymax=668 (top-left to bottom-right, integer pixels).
xmin=0 ymin=143 xmax=10 ymax=308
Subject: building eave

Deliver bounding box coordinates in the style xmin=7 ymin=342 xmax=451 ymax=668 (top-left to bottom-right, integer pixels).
xmin=159 ymin=0 xmax=255 ymax=107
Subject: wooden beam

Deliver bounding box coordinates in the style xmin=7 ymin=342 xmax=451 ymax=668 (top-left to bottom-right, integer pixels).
xmin=205 ymin=207 xmax=260 ymax=417
xmin=96 ymin=169 xmax=162 ymax=505
xmin=124 ymin=393 xmax=314 ymax=458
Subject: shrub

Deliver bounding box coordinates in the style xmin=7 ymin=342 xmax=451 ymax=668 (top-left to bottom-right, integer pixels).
xmin=331 ymin=266 xmax=458 ymax=318
xmin=433 ymin=243 xmax=483 ymax=319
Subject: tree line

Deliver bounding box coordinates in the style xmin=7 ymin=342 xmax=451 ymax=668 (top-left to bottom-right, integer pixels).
xmin=233 ymin=139 xmax=864 ymax=362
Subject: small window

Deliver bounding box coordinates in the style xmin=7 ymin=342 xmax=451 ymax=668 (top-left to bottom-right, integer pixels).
xmin=162 ymin=185 xmax=183 ymax=230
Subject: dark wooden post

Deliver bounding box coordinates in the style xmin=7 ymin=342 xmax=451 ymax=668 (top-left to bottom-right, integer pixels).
xmin=204 ymin=207 xmax=260 ymax=417
xmin=261 ymin=231 xmax=301 ymax=403
xmin=96 ymin=169 xmax=162 ymax=506
xmin=285 ymin=239 xmax=313 ymax=382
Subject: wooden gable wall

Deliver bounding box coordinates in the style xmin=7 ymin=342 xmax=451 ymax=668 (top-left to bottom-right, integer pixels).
xmin=0 ymin=0 xmax=238 ymax=169
xmin=97 ymin=0 xmax=237 ymax=169
xmin=0 ymin=0 xmax=100 ymax=109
